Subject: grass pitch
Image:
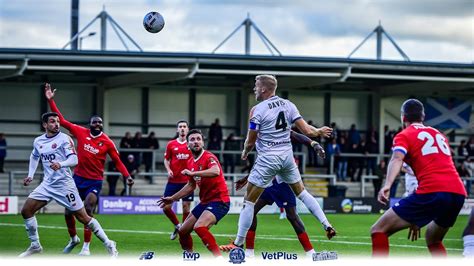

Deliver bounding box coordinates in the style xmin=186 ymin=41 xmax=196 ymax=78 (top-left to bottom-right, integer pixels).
xmin=0 ymin=213 xmax=467 ymax=258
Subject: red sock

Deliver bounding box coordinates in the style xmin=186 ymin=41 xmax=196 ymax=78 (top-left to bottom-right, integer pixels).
xmin=65 ymin=215 xmax=76 ymax=237
xmin=84 ymin=224 xmax=92 ymax=243
xmin=163 ymin=208 xmax=180 ymax=225
xmin=194 ymin=227 xmax=221 ymax=257
xmin=428 ymin=243 xmax=447 ymax=257
xmin=371 ymin=232 xmax=389 ymax=257
xmin=183 ymin=212 xmax=189 ymax=223
xmin=280 ymin=208 xmax=284 ymax=213
xmin=246 ymin=230 xmax=256 ymax=249
xmin=297 ymin=232 xmax=313 ymax=252
xmin=178 ymin=231 xmax=193 ymax=252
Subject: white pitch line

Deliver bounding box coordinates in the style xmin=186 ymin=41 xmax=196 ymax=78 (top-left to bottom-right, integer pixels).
xmin=0 ymin=222 xmax=463 ymax=251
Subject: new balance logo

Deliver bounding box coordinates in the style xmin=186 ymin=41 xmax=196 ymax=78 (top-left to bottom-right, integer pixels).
xmin=183 ymin=251 xmax=200 ymax=261
xmin=139 ymin=251 xmax=154 ymax=260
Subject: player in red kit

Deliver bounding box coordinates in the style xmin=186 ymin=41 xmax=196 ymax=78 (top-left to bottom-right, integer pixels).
xmin=163 ymin=120 xmax=193 ymax=240
xmin=371 ymin=99 xmax=466 ymax=257
xmin=44 ymin=83 xmax=134 ymax=256
xmin=158 ymin=129 xmax=230 ymax=257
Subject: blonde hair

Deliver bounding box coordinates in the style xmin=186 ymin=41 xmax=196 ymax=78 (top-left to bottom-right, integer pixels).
xmin=256 ymin=75 xmax=277 ymax=91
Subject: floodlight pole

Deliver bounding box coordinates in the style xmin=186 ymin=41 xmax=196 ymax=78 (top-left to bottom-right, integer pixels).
xmin=245 ymin=14 xmax=251 ymax=55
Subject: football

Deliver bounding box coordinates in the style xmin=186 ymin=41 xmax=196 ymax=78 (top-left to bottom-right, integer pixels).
xmin=143 ymin=11 xmax=165 ymax=33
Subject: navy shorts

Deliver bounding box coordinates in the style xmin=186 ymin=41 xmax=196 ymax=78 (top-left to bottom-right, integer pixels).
xmin=164 ymin=182 xmax=194 ymax=201
xmin=393 ymin=192 xmax=465 ymax=228
xmin=260 ymin=180 xmax=296 ymax=208
xmin=191 ymin=201 xmax=230 ymax=223
xmin=73 ymin=174 xmax=103 ymax=201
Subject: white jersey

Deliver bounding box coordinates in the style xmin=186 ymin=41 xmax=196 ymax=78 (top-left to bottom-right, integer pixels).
xmin=402 ymin=163 xmax=418 ymax=196
xmin=31 ymin=132 xmax=76 ymax=187
xmin=250 ymin=96 xmax=302 ymax=155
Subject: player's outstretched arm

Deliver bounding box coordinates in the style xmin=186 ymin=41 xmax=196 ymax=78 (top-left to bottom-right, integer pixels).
xmin=158 ymin=180 xmax=196 ymax=207
xmin=294 ymin=119 xmax=333 ymax=138
xmin=290 ymin=130 xmax=325 ymax=159
xmin=378 ymin=151 xmax=404 ymax=205
xmin=182 ymin=164 xmax=220 ymax=178
xmin=25 ymin=153 xmax=39 ymax=186
xmin=108 ymin=146 xmax=134 ymax=186
xmin=44 ymin=83 xmax=75 ymax=131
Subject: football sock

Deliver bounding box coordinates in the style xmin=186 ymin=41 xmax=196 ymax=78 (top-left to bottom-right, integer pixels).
xmin=178 ymin=231 xmax=193 ymax=252
xmin=163 ymin=208 xmax=180 ymax=226
xmin=183 ymin=211 xmax=189 ymax=223
xmin=297 ymin=190 xmax=330 ymax=228
xmin=297 ymin=232 xmax=314 ymax=252
xmin=65 ymin=215 xmax=77 ymax=237
xmin=246 ymin=230 xmax=256 ymax=249
xmin=194 ymin=227 xmax=221 ymax=257
xmin=371 ymin=232 xmax=389 ymax=257
xmin=428 ymin=242 xmax=447 ymax=257
xmin=463 ymin=235 xmax=474 ymax=257
xmin=235 ymin=201 xmax=255 ymax=246
xmin=82 ymin=242 xmax=90 ymax=250
xmin=86 ymin=218 xmax=110 ymax=245
xmin=24 ymin=216 xmax=40 ymax=246
xmin=84 ymin=224 xmax=92 ymax=243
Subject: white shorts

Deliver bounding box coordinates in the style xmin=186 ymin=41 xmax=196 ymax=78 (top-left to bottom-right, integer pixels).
xmin=28 ymin=181 xmax=84 ymax=212
xmin=248 ymin=152 xmax=301 ymax=188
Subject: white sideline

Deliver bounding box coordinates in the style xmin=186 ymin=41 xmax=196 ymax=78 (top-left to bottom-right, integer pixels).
xmin=0 ymin=222 xmax=462 ymax=251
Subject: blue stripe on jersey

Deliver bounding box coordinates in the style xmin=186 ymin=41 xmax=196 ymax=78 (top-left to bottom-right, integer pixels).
xmin=291 ymin=116 xmax=302 ymax=123
xmin=249 ymin=121 xmax=258 ymax=130
xmin=393 ymin=148 xmax=407 ymax=155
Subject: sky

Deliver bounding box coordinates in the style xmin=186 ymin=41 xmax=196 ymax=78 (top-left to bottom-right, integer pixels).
xmin=0 ymin=0 xmax=472 ymax=63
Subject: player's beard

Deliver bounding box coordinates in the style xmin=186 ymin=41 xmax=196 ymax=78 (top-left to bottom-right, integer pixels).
xmin=90 ymin=125 xmax=103 ymax=136
xmin=190 ymin=145 xmax=203 ymax=157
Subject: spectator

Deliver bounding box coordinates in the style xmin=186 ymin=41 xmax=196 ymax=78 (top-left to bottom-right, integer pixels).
xmin=208 ymin=118 xmax=223 ymax=151
xmin=121 ymin=154 xmax=139 ymax=196
xmin=106 ymin=162 xmax=119 ymax=196
xmin=0 ymin=133 xmax=6 ymax=173
xmin=329 ymin=122 xmax=340 ymax=143
xmin=467 ymin=137 xmax=474 ymax=157
xmin=358 ymin=139 xmax=367 ymax=181
xmin=143 ymin=132 xmax=159 ymax=182
xmin=372 ymin=160 xmax=386 ymax=198
xmin=119 ymin=132 xmax=133 ymax=162
xmin=348 ymin=124 xmax=361 ymax=147
xmin=365 ymin=127 xmax=378 ymax=175
xmin=383 ymin=125 xmax=393 ymax=155
xmin=131 ymin=131 xmax=145 ymax=166
xmin=223 ymin=133 xmax=239 ymax=177
xmin=458 ymin=159 xmax=472 ymax=196
xmin=307 ymin=121 xmax=317 ymax=167
xmin=337 ymin=136 xmax=349 ymax=181
xmin=458 ymin=140 xmax=469 ymax=163
xmin=327 ymin=138 xmax=341 ymax=177
xmin=348 ymin=141 xmax=360 ymax=181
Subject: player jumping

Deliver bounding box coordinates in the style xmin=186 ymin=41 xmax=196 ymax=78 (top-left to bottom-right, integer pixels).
xmin=163 ymin=120 xmax=193 ymax=240
xmin=220 ymin=74 xmax=334 ymax=252
xmin=371 ymin=99 xmax=466 ymax=257
xmin=158 ymin=129 xmax=230 ymax=257
xmin=19 ymin=112 xmax=117 ymax=257
xmin=44 ymin=83 xmax=133 ymax=256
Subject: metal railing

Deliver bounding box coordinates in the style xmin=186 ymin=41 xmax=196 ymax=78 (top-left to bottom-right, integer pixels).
xmin=7 ymin=170 xmax=335 ymax=197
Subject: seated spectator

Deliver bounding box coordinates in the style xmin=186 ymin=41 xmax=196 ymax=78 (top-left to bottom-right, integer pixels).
xmin=143 ymin=132 xmax=159 ymax=183
xmin=223 ymin=133 xmax=239 ymax=177
xmin=106 ymin=162 xmax=119 ymax=196
xmin=119 ymin=132 xmax=133 ymax=163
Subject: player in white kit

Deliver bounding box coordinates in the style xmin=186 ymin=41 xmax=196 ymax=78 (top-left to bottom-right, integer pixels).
xmin=221 ymin=75 xmax=336 ymax=251
xmin=19 ymin=112 xmax=118 ymax=257
xmin=401 ymin=163 xmax=418 ymax=197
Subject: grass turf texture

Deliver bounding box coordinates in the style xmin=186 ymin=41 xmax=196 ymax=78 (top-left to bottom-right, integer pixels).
xmin=0 ymin=214 xmax=467 ymax=258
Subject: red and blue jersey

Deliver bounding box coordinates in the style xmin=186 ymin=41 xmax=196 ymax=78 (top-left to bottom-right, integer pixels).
xmin=187 ymin=150 xmax=230 ymax=204
xmin=392 ymin=123 xmax=466 ymax=196
xmin=49 ymin=99 xmax=130 ymax=181
xmin=164 ymin=138 xmax=191 ymax=183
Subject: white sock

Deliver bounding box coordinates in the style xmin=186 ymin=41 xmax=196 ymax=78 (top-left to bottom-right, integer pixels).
xmin=245 ymin=248 xmax=255 ymax=257
xmin=82 ymin=242 xmax=90 ymax=250
xmin=463 ymin=235 xmax=474 ymax=257
xmin=24 ymin=217 xmax=40 ymax=246
xmin=306 ymin=249 xmax=315 ymax=257
xmin=235 ymin=201 xmax=255 ymax=246
xmin=297 ymin=190 xmax=330 ymax=228
xmin=86 ymin=218 xmax=111 ymax=245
